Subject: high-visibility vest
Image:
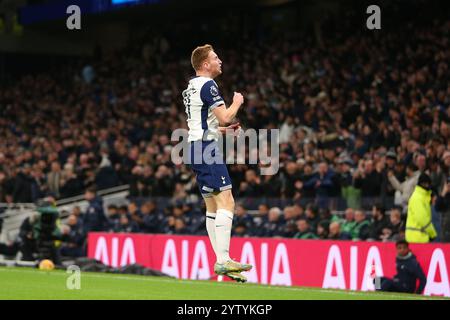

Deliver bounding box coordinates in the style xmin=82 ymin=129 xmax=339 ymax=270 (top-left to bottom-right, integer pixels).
xmin=406 ymin=186 xmax=437 ymax=243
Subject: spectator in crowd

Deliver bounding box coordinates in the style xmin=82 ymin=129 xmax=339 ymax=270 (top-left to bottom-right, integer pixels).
xmin=375 ymin=240 xmax=427 ymax=294
xmin=293 ymin=203 xmax=305 ymax=218
xmin=182 ymin=203 xmax=204 ymax=235
xmin=380 ymin=207 xmax=405 ymax=242
xmin=141 ymin=201 xmax=163 ymax=233
xmin=238 ymin=169 xmax=262 ymax=198
xmin=173 ymin=217 xmax=188 ymax=235
xmin=294 ymin=219 xmax=318 ymax=239
xmin=232 ymin=222 xmax=249 ymax=237
xmin=435 ymin=176 xmax=450 ymax=242
xmin=253 ymin=204 xmax=269 ymax=225
xmin=337 ymin=158 xmax=360 ymax=210
xmin=280 ymin=161 xmax=302 ymax=200
xmin=252 ymin=204 xmax=270 ymax=237
xmin=324 ymin=208 xmax=338 ymax=224
xmin=118 ymin=205 xmax=128 ymax=216
xmin=60 ymin=214 xmax=85 ymax=257
xmin=47 ymin=161 xmax=63 ymax=199
xmin=340 ymin=208 xmax=357 ymax=240
xmin=282 ymin=206 xmax=300 ymax=237
xmin=12 ymin=165 xmax=34 ymax=203
xmin=152 ymin=165 xmax=175 ymax=197
xmin=368 ymin=204 xmax=390 ymax=241
xmin=328 ymin=221 xmax=343 ymax=240
xmin=106 ymin=204 xmax=120 ymax=231
xmin=82 ymin=187 xmax=108 ymax=233
xmin=406 ymin=173 xmax=437 ymax=243
xmin=161 ymin=215 xmax=176 ymax=234
xmin=352 ymin=210 xmax=370 ymax=240
xmin=60 ymin=163 xmax=84 ymax=198
xmin=305 ymin=205 xmax=320 ymax=232
xmin=303 ymin=162 xmax=335 ymax=209
xmin=353 ymin=159 xmax=382 ymax=208
xmin=298 ymin=162 xmax=315 ymax=200
xmin=115 ymin=214 xmax=140 ymax=233
xmin=233 ymin=204 xmax=254 ymax=235
xmin=127 ymin=202 xmax=143 ymax=228
xmin=316 ymin=221 xmax=330 ymax=239
xmin=95 ymin=153 xmax=120 ymax=190
xmin=260 ymin=207 xmax=284 ymax=238
xmin=388 ymin=163 xmax=421 ymax=208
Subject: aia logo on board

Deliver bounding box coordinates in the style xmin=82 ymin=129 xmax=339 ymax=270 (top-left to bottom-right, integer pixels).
xmin=94 ymin=236 xmax=136 ymax=267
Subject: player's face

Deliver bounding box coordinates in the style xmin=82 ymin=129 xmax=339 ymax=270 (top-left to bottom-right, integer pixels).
xmin=206 ymin=51 xmax=222 ymax=77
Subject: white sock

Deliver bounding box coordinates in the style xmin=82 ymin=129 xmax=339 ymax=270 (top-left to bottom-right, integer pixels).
xmin=206 ymin=212 xmax=217 ymax=257
xmin=215 ymin=209 xmax=233 ymax=263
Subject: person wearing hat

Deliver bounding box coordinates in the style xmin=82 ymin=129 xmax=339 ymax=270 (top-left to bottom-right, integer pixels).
xmin=405 ymin=173 xmax=437 ymax=243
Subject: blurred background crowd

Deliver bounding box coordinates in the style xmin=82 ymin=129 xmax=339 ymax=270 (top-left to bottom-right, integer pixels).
xmin=0 ymin=0 xmax=448 ymax=259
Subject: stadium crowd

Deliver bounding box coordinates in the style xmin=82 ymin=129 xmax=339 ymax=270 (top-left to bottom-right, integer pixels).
xmin=0 ymin=4 xmax=449 ymax=255
xmin=56 ymin=190 xmax=408 ymax=258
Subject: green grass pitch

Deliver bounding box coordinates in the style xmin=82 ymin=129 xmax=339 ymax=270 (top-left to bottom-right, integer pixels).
xmin=0 ymin=267 xmax=446 ymax=300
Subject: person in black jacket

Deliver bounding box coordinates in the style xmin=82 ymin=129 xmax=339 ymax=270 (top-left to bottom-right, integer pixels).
xmin=82 ymin=187 xmax=108 ymax=233
xmin=353 ymin=159 xmax=382 ymax=207
xmin=0 ymin=215 xmax=35 ymax=260
xmin=376 ymin=240 xmax=427 ymax=294
xmin=435 ymin=177 xmax=450 ymax=242
xmin=60 ymin=214 xmax=85 ymax=257
xmin=141 ymin=201 xmax=163 ymax=233
xmin=368 ymin=204 xmax=390 ymax=241
xmin=259 ymin=207 xmax=285 ymax=238
xmin=12 ymin=165 xmax=34 ymax=203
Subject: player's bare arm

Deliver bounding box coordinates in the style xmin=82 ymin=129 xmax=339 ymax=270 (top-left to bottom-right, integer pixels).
xmin=212 ymin=92 xmax=244 ymax=125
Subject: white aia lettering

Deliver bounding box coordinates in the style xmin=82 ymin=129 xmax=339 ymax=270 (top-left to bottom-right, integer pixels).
xmin=270 ymin=243 xmax=292 ymax=286
xmin=239 ymin=242 xmax=291 ymax=286
xmin=424 ymin=248 xmax=450 ymax=297
xmin=360 ymin=246 xmax=384 ymax=292
xmin=94 ymin=236 xmax=136 ymax=267
xmin=322 ymin=245 xmax=346 ymax=289
xmin=189 ymin=240 xmax=210 ymax=280
xmin=322 ymin=245 xmax=385 ymax=291
xmin=161 ymin=239 xmax=179 ymax=278
xmin=240 ymin=242 xmax=259 ymax=283
xmin=161 ymin=239 xmax=210 ymax=280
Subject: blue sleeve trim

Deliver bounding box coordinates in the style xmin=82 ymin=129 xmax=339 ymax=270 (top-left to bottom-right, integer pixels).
xmin=200 ymin=80 xmax=224 ymax=109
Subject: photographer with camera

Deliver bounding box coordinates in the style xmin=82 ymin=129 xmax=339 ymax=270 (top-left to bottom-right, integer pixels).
xmin=31 ymin=199 xmax=62 ymax=264
xmin=0 ymin=198 xmax=62 ymax=263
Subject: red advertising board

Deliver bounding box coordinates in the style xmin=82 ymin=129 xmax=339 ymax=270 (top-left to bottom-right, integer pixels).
xmin=88 ymin=232 xmax=450 ymax=296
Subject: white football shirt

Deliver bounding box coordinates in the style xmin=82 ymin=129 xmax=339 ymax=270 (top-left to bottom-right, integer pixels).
xmin=182 ymin=76 xmax=225 ymax=142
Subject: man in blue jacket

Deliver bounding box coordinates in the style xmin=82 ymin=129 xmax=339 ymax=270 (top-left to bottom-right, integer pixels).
xmin=304 ymin=162 xmax=335 ymax=209
xmin=376 ymin=240 xmax=427 ymax=294
xmin=82 ymin=187 xmax=107 ymax=233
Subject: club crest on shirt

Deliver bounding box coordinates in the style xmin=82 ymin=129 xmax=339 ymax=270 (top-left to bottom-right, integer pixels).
xmin=210 ymin=85 xmax=219 ymax=96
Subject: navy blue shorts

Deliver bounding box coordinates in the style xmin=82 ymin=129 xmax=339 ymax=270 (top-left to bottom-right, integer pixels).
xmin=189 ymin=140 xmax=232 ymax=197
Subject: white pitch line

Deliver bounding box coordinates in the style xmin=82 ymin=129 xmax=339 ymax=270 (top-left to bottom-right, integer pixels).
xmin=0 ymin=267 xmax=443 ymax=300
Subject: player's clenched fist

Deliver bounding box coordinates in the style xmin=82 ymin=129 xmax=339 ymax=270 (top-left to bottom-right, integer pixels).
xmin=233 ymin=92 xmax=244 ymax=106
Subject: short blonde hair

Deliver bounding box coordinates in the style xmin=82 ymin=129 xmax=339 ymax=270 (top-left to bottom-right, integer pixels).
xmin=191 ymin=44 xmax=213 ymax=71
